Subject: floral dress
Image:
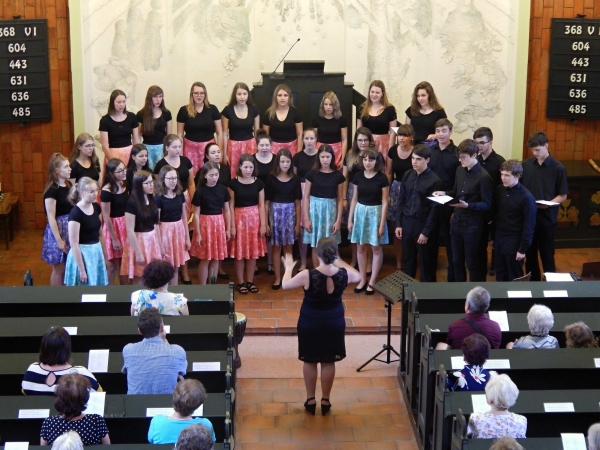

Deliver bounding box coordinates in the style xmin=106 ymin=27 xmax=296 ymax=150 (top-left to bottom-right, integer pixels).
xmin=130 ymin=289 xmax=188 ymax=316
xmin=467 ymin=412 xmax=527 ymax=439
xmin=447 ymin=364 xmax=490 ymax=391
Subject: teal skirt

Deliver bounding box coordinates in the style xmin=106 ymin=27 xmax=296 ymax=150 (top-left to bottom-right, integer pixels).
xmin=145 ymin=143 xmax=164 ymax=171
xmin=350 ymin=203 xmax=389 ymax=246
xmin=64 ymin=242 xmax=109 ymax=286
xmin=303 ymin=196 xmax=341 ymax=247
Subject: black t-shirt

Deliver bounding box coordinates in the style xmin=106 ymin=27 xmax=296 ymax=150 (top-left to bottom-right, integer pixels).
xmin=263 ymin=107 xmax=303 ymax=143
xmin=100 ymin=189 xmax=129 ymax=218
xmin=136 ymin=109 xmax=173 ymax=145
xmin=306 ymin=170 xmax=346 ymax=199
xmin=125 ymin=198 xmax=158 ymax=232
xmin=360 ymin=106 xmax=397 ymax=135
xmin=293 ymin=151 xmax=318 ymax=182
xmin=221 ymin=104 xmax=259 ymax=141
xmin=353 ymin=171 xmax=389 ymax=206
xmin=228 ymin=178 xmax=265 ymax=207
xmin=70 ymin=160 xmax=100 ymax=182
xmin=265 ymin=174 xmax=302 ymax=203
xmin=192 ymin=184 xmax=230 ymax=215
xmin=404 ymin=107 xmax=447 ymax=143
xmin=388 ymin=145 xmax=413 ymax=182
xmin=194 ymin=163 xmax=231 ymax=188
xmin=99 ymin=112 xmax=139 ymax=148
xmin=343 ymin=154 xmax=362 ymax=184
xmin=312 ymin=116 xmax=348 ymax=143
xmin=254 ymin=154 xmax=275 ymax=184
xmin=68 ymin=203 xmax=102 ymax=244
xmin=43 ymin=185 xmax=72 ymax=216
xmin=153 ymin=156 xmax=194 ymax=190
xmin=154 ymin=194 xmax=185 ymax=222
xmin=176 ymin=105 xmax=221 ymax=142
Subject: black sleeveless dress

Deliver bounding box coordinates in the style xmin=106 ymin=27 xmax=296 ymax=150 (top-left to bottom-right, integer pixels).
xmin=297 ymin=268 xmax=348 ymax=363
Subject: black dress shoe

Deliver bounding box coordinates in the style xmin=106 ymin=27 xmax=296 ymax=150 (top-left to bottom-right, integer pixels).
xmin=365 ymin=285 xmax=375 ymax=295
xmin=271 ymin=283 xmax=281 ymax=290
xmin=218 ymin=272 xmax=230 ymax=280
xmin=181 ymin=279 xmax=192 ymax=285
xmin=267 ymin=265 xmax=275 ymax=275
xmin=354 ymin=284 xmax=367 ymax=293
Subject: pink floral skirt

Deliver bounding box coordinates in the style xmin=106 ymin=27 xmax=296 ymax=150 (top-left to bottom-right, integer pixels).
xmin=190 ymin=214 xmax=228 ymax=261
xmin=317 ymin=141 xmax=343 ymax=168
xmin=228 ymin=139 xmax=257 ymax=178
xmin=183 ymin=138 xmax=215 ymax=175
xmin=160 ymin=220 xmax=190 ymax=268
xmin=120 ymin=228 xmax=163 ymax=278
xmin=103 ymin=216 xmax=127 ymax=260
xmin=372 ymin=134 xmax=390 ymax=164
xmin=270 ymin=140 xmax=298 ymax=157
xmin=229 ymin=206 xmax=267 ymax=260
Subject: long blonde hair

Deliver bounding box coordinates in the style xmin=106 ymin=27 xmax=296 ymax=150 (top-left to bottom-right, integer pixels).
xmin=186 ymin=82 xmax=210 ymax=118
xmin=359 ymin=80 xmax=392 ymax=120
xmin=266 ymin=84 xmax=294 ymax=120
xmin=319 ymin=92 xmax=342 ymax=119
xmin=44 ymin=153 xmax=71 ymax=194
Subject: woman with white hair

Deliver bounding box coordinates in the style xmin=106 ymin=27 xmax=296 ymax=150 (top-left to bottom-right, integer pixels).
xmin=506 ymin=304 xmax=558 ymax=349
xmin=51 ymin=431 xmax=83 ymax=450
xmin=467 ymin=374 xmax=527 ymax=439
xmin=589 ymin=423 xmax=600 ymax=450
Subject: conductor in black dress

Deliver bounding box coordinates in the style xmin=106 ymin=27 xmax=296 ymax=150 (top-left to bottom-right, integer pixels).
xmin=282 ymin=238 xmax=360 ymax=416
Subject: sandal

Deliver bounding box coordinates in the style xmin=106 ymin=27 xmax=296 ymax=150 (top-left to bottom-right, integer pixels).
xmin=246 ymin=282 xmax=259 ymax=293
xmin=237 ymin=283 xmax=249 ymax=295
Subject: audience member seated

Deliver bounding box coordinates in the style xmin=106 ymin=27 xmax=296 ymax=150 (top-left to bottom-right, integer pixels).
xmin=565 ymin=321 xmax=599 ymax=348
xmin=467 ymin=374 xmax=527 ymax=439
xmin=122 ymin=307 xmax=187 ymax=394
xmin=131 ymin=260 xmax=189 ymax=316
xmin=447 ymin=334 xmax=491 ymax=391
xmin=176 ymin=423 xmax=215 ymax=450
xmin=22 ymin=327 xmax=100 ymax=395
xmin=148 ymin=379 xmax=216 ymax=444
xmin=40 ymin=374 xmax=110 ymax=445
xmin=488 ymin=436 xmax=524 ymax=450
xmin=506 ymin=304 xmax=558 ymax=349
xmin=436 ymin=287 xmax=501 ymax=350
xmin=51 ymin=431 xmax=83 ymax=450
xmin=589 ymin=422 xmax=600 ymax=450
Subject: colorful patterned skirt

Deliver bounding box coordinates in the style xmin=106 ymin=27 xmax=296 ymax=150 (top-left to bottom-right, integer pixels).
xmin=160 ymin=220 xmax=190 ymax=268
xmin=372 ymin=134 xmax=390 ymax=164
xmin=229 ymin=206 xmax=267 ymax=260
xmin=387 ymin=180 xmax=402 ymax=222
xmin=227 ymin=139 xmax=257 ymax=178
xmin=270 ymin=140 xmax=297 ymax=157
xmin=105 ymin=145 xmax=132 ymax=167
xmin=190 ymin=214 xmax=228 ymax=261
xmin=183 ymin=138 xmax=214 ymax=175
xmin=103 ymin=215 xmax=127 ymax=261
xmin=120 ymin=228 xmax=163 ymax=278
xmin=341 ymin=182 xmax=354 ymax=226
xmin=41 ymin=214 xmax=70 ymax=265
xmin=303 ymin=196 xmax=341 ymax=247
xmin=317 ymin=141 xmax=343 ymax=167
xmin=145 ymin=143 xmax=164 ymax=171
xmin=269 ymin=202 xmax=297 ymax=246
xmin=64 ymin=242 xmax=109 ymax=286
xmin=350 ymin=203 xmax=389 ymax=246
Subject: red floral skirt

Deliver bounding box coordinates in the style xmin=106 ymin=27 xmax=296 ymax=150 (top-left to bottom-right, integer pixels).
xmin=190 ymin=214 xmax=228 ymax=261
xmin=229 ymin=206 xmax=267 ymax=260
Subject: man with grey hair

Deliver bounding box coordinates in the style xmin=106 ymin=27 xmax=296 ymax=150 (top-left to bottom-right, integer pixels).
xmin=436 ymin=286 xmax=501 ymax=350
xmin=176 ymin=424 xmax=214 ymax=450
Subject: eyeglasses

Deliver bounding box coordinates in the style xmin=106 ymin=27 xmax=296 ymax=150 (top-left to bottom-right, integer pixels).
xmin=114 ymin=168 xmax=126 ymax=174
xmin=165 ymin=177 xmax=178 ymax=181
xmin=458 ymin=155 xmax=471 ymax=161
xmin=475 ymin=140 xmax=490 ymax=146
xmin=143 ymin=180 xmax=154 ymax=185
xmin=356 ymin=139 xmax=369 ymax=143
xmin=82 ymin=144 xmax=95 ymax=148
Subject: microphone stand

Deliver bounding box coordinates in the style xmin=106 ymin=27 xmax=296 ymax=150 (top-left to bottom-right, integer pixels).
xmin=260 ymin=38 xmax=301 ymax=83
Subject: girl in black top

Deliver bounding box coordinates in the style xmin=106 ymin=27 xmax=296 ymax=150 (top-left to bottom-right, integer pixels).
xmin=153 ymin=134 xmax=195 ymax=205
xmin=101 ymin=158 xmax=129 ymax=285
xmin=357 ymin=80 xmax=397 ymax=163
xmin=222 ymin=82 xmax=260 ymax=177
xmin=348 ymin=149 xmax=390 ymax=294
xmin=99 ymin=89 xmax=140 ymax=166
xmin=253 ymin=130 xmax=276 ymax=184
xmin=154 ymin=165 xmax=190 ymax=285
xmin=204 ymin=143 xmax=232 ymax=187
xmin=121 ymin=170 xmax=165 ymax=283
xmin=42 ymin=153 xmax=73 ymax=286
xmin=64 ymin=177 xmax=108 ymax=286
xmin=262 ymin=83 xmax=303 ymax=156
xmin=228 ymin=154 xmax=267 ymax=294
xmin=126 ymin=144 xmax=150 ymax=189
xmin=405 ymin=81 xmax=447 ymax=144
xmin=137 ymin=85 xmax=173 ymax=171
xmin=176 ymin=82 xmax=223 ymax=174
xmin=266 ymin=149 xmax=302 ymax=289
xmin=68 ymin=133 xmax=100 ymax=184
xmin=191 ymin=162 xmax=231 ymax=285
xmin=313 ymin=91 xmax=348 ymax=167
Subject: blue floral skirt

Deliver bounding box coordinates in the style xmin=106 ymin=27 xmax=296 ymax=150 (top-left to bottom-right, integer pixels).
xmin=350 ymin=203 xmax=389 ymax=246
xmin=269 ymin=202 xmax=296 ymax=246
xmin=41 ymin=214 xmax=70 ymax=265
xmin=303 ymin=196 xmax=341 ymax=247
xmin=386 ymin=180 xmax=402 ymax=221
xmin=64 ymin=241 xmax=109 ymax=286
xmin=145 ymin=144 xmax=164 ymax=172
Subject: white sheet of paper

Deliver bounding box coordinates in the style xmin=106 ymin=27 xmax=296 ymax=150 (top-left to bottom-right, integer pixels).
xmin=536 ymin=200 xmax=560 ymax=206
xmin=507 ymin=291 xmax=532 ymax=298
xmin=427 ymin=195 xmax=453 ymax=205
xmin=81 ymin=294 xmax=107 ymax=303
xmin=163 ymin=325 xmax=170 ymax=334
xmin=482 ymin=359 xmax=511 ymax=369
xmin=4 ymin=442 xmax=29 ymax=450
xmin=63 ymin=327 xmax=77 ymax=335
xmin=18 ymin=409 xmax=50 ymax=419
xmin=544 ymin=402 xmax=575 ymax=412
xmin=146 ymin=407 xmax=174 ymax=417
xmin=471 ymin=394 xmax=491 ymax=413
xmin=450 ymin=356 xmax=464 ymax=370
xmin=544 ymin=272 xmax=574 ymax=282
xmin=88 ymin=349 xmax=110 ymax=373
xmin=488 ymin=311 xmax=509 ymax=331
xmin=192 ymin=405 xmax=203 ymax=416
xmin=561 ymin=433 xmax=587 ymax=450
xmin=193 ymin=362 xmax=221 ymax=371
xmin=543 ymin=290 xmax=569 ymax=297
xmin=84 ymin=392 xmax=106 ymax=416
xmin=391 ymin=126 xmax=399 ymax=135
xmin=595 ymin=358 xmax=600 ymax=368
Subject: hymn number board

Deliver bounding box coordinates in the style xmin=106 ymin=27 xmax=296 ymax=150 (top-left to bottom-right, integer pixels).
xmin=548 ymin=18 xmax=600 ymax=119
xmin=0 ymin=19 xmax=51 ymax=123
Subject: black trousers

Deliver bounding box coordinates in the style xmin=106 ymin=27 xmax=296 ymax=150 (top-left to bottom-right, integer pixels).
xmin=495 ymin=252 xmax=524 ymax=281
xmin=435 ymin=205 xmax=454 ymax=281
xmin=478 ymin=219 xmax=493 ymax=280
xmin=525 ymin=225 xmax=556 ymax=281
xmin=401 ymin=216 xmax=439 ymax=282
xmin=450 ymin=216 xmax=483 ymax=282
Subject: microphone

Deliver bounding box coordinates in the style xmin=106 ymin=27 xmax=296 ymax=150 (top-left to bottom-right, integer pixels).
xmin=270 ymin=38 xmax=301 ymax=78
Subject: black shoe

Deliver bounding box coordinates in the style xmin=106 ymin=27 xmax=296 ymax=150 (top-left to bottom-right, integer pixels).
xmin=210 ymin=276 xmax=216 ymax=285
xmin=304 ymin=397 xmax=316 ymax=415
xmin=321 ymin=398 xmax=331 ymax=416
xmin=365 ymin=285 xmax=375 ymax=295
xmin=218 ymin=272 xmax=230 ymax=280
xmin=354 ymin=284 xmax=367 ymax=293
xmin=267 ymin=264 xmax=275 ymax=275
xmin=271 ymin=283 xmax=281 ymax=290
xmin=254 ymin=267 xmax=259 ymax=275
xmin=366 ymin=271 xmax=372 ymax=277
xmin=181 ymin=279 xmax=192 ymax=285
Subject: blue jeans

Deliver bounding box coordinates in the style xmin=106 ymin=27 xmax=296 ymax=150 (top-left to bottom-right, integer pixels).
xmin=450 ymin=216 xmax=483 ymax=282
